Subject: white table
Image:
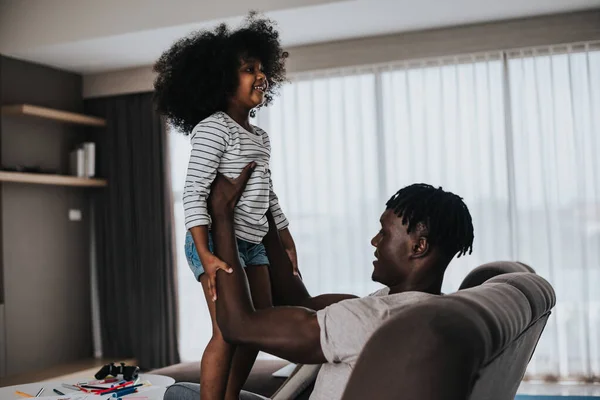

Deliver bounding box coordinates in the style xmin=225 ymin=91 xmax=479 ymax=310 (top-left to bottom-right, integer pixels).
xmin=0 ymin=373 xmax=174 ymax=400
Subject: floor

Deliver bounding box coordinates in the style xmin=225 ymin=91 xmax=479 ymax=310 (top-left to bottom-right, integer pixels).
xmin=0 ymin=358 xmax=136 ymax=388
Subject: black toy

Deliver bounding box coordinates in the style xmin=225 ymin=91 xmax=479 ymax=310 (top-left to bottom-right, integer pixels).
xmin=95 ymin=362 xmax=140 ymax=381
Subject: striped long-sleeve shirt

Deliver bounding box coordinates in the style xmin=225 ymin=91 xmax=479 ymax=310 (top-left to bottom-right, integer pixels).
xmin=183 ymin=111 xmax=289 ymax=243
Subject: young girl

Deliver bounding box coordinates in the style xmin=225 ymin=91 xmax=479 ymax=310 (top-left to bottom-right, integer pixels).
xmin=153 ymin=14 xmax=298 ymax=400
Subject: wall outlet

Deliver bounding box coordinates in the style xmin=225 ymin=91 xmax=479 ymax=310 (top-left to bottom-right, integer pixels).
xmin=68 ymin=209 xmax=82 ymax=221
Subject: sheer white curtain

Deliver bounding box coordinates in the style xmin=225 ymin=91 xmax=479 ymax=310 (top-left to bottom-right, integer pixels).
xmin=171 ymin=41 xmax=600 ymax=380
xmin=507 ymin=44 xmax=600 ymax=380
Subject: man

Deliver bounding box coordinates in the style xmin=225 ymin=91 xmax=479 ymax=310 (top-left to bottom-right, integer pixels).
xmin=165 ymin=164 xmax=474 ymax=400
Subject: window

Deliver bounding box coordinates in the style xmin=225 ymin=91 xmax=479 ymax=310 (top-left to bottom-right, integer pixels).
xmin=170 ymin=42 xmax=600 ymax=380
xmin=506 ymin=45 xmax=600 ymax=379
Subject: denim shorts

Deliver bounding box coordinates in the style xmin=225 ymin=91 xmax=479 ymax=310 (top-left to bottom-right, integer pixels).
xmin=184 ymin=230 xmax=270 ymax=281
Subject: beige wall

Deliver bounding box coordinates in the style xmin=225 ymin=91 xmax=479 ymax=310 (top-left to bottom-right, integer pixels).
xmin=1 ymin=55 xmax=92 ymax=378
xmin=83 ymin=9 xmax=600 ymax=99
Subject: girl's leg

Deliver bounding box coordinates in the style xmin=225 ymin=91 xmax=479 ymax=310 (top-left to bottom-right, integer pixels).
xmin=224 ymin=265 xmax=273 ymax=400
xmin=199 ymin=273 xmax=236 ymax=400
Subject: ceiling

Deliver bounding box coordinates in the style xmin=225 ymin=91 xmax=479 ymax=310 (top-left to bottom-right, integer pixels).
xmin=1 ymin=0 xmax=599 ymax=75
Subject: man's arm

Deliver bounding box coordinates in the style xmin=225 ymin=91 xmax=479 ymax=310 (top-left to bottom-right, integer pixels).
xmin=209 ymin=168 xmax=327 ymax=364
xmin=263 ymin=211 xmax=358 ymax=310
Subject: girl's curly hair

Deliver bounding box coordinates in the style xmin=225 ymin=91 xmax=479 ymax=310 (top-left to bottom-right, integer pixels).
xmin=153 ymin=12 xmax=289 ymax=134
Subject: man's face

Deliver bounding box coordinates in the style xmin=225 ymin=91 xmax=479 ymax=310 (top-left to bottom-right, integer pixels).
xmin=370 ymin=209 xmax=413 ymax=286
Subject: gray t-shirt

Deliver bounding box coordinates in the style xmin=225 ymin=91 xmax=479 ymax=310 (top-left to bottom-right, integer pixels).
xmin=309 ymin=289 xmax=433 ymax=400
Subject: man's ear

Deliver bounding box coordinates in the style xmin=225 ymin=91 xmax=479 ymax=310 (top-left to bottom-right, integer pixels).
xmin=411 ymin=236 xmax=430 ymax=259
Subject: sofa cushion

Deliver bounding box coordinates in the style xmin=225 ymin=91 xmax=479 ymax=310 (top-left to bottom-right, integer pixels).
xmin=460 ymin=261 xmax=534 ymax=290
xmin=487 ymin=272 xmax=556 ymax=322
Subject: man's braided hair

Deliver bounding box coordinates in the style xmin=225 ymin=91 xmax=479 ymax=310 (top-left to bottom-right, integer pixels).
xmin=386 ymin=183 xmax=474 ymax=258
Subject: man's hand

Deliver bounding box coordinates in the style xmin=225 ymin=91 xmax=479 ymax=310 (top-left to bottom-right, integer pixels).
xmin=199 ymin=252 xmax=232 ymax=301
xmin=208 ymin=162 xmax=256 ymax=217
xmin=189 ymin=225 xmax=233 ymax=301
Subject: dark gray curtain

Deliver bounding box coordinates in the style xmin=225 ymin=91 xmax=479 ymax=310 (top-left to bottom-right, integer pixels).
xmin=85 ymin=92 xmax=180 ymax=369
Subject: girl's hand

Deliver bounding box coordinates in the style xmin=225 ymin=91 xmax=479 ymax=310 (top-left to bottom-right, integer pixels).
xmin=278 ymin=228 xmax=300 ymax=277
xmin=286 ymin=247 xmax=300 ymax=278
xmin=200 ymin=252 xmax=233 ymax=301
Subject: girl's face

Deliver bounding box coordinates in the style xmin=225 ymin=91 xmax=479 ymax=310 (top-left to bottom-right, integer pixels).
xmin=230 ymin=57 xmax=268 ymax=111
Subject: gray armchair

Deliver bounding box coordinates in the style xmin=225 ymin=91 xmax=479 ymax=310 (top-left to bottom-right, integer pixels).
xmin=341 ymin=271 xmax=555 ymax=400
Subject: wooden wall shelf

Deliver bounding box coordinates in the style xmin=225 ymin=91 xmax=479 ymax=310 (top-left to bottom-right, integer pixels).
xmin=0 ymin=172 xmax=107 ymax=187
xmin=1 ymin=104 xmax=106 ymax=127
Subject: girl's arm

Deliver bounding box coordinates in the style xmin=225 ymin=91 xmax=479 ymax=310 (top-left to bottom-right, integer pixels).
xmin=278 ymin=228 xmax=299 ymax=276
xmin=183 ymin=116 xmax=233 ymax=299
xmin=267 ymin=175 xmax=299 ymax=274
